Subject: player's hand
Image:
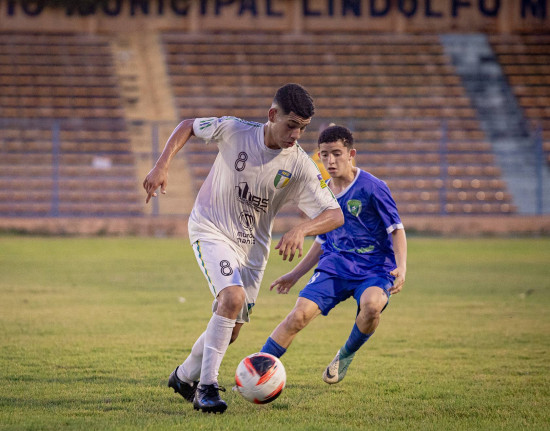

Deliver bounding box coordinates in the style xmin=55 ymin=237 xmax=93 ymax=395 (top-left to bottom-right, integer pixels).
xmin=389 ymin=266 xmax=406 ymax=295
xmin=274 ymin=227 xmax=305 ymax=262
xmin=270 ymin=272 xmax=299 ymax=294
xmin=143 ymin=165 xmax=168 ymax=203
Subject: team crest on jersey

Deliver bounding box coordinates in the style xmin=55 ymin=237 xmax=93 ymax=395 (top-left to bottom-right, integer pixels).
xmin=274 ymin=170 xmax=292 ymax=189
xmin=347 ymin=199 xmax=362 ymax=217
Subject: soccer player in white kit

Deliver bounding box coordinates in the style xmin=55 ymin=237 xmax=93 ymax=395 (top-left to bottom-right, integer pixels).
xmin=143 ymin=84 xmax=344 ymax=413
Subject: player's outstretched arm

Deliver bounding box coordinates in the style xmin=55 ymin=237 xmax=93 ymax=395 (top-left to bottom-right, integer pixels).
xmin=143 ymin=119 xmax=195 ymax=203
xmin=270 ymin=241 xmax=323 ymax=294
xmin=275 ymin=207 xmax=343 ymax=262
xmin=389 ymin=228 xmax=407 ymax=295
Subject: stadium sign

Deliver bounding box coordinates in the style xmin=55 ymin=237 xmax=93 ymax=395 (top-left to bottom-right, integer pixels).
xmin=1 ymin=0 xmax=547 ymax=33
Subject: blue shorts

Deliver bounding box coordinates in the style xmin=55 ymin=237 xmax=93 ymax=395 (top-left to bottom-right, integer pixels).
xmin=299 ymin=270 xmax=392 ymax=316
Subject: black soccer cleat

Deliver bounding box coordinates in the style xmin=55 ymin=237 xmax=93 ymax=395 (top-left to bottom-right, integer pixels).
xmin=193 ymin=383 xmax=227 ymax=414
xmin=168 ymin=367 xmax=198 ymax=403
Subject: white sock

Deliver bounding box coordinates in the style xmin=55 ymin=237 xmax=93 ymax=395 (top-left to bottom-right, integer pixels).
xmin=177 ymin=331 xmax=206 ymax=384
xmin=199 ymin=313 xmax=236 ymax=387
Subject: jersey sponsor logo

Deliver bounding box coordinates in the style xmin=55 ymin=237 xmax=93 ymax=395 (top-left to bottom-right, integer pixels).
xmin=235 ymin=182 xmax=269 ymax=213
xmin=317 ymin=173 xmax=328 ymax=189
xmin=237 ymin=230 xmax=256 ymax=244
xmin=236 ymin=210 xmax=257 ymax=245
xmin=356 ymin=246 xmax=375 ymax=253
xmin=331 ymin=241 xmax=375 ymax=254
xmin=346 ymin=199 xmax=362 ymax=217
xmin=274 ymin=169 xmax=292 ymax=189
xmin=237 ymin=211 xmax=256 ymax=244
xmin=239 ymin=211 xmax=255 ymax=231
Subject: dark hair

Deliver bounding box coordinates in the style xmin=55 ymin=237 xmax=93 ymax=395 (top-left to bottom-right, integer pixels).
xmin=273 ymin=83 xmax=315 ymax=119
xmin=318 ymin=125 xmax=354 ymax=149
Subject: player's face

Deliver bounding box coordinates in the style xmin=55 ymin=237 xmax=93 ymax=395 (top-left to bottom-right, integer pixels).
xmin=266 ymin=107 xmax=311 ymax=150
xmin=318 ymin=140 xmax=356 ymax=179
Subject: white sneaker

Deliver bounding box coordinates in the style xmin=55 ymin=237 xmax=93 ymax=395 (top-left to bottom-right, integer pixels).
xmin=322 ymin=349 xmax=355 ymax=384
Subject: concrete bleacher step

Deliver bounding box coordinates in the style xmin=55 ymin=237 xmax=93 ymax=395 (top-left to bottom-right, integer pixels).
xmin=161 ymin=32 xmax=443 ymax=52
xmin=172 ymin=95 xmax=472 ymax=111
xmin=386 ymin=178 xmax=507 ymax=191
xmin=398 ymin=202 xmax=516 ymax=215
xmin=0 ymin=32 xmax=145 ymax=218
xmin=0 ymin=106 xmax=125 ymax=119
xmin=354 ymin=153 xmax=495 ymax=165
xmin=0 ymin=202 xmax=143 ymax=216
xmin=1 ymin=176 xmax=139 ymax=191
xmin=110 ymin=32 xmax=197 ymax=217
xmin=161 ymin=32 xmax=517 ymax=216
xmin=169 ymin=74 xmax=461 ymax=87
xmin=0 ymin=190 xmax=52 ymax=203
xmin=2 ymin=31 xmax=532 ymax=218
xmin=111 ymin=32 xmax=177 ymax=123
xmin=487 ymin=33 xmax=550 ymax=213
xmin=172 ymin=84 xmax=467 ymax=98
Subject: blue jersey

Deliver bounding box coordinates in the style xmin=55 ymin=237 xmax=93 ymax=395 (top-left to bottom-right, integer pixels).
xmin=316 ymin=168 xmax=403 ymax=280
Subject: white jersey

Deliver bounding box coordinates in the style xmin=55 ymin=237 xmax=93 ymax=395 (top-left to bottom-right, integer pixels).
xmin=188 ymin=116 xmax=339 ymax=270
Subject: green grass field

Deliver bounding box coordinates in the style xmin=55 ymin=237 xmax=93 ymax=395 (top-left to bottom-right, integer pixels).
xmin=1 ymin=235 xmax=549 ymax=430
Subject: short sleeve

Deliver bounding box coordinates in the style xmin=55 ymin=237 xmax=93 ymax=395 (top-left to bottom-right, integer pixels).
xmin=295 ymin=160 xmax=340 ymax=219
xmin=371 ymin=182 xmax=403 ymax=234
xmin=193 ymin=117 xmax=243 ymax=144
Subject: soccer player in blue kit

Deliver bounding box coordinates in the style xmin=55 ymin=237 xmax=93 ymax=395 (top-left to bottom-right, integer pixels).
xmin=261 ymin=125 xmax=407 ymax=384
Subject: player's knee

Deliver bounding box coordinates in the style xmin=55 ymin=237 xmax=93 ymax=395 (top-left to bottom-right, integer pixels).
xmin=218 ymin=286 xmax=246 ymax=314
xmin=285 ymin=308 xmax=310 ymax=332
xmin=359 ymin=300 xmax=382 ymax=322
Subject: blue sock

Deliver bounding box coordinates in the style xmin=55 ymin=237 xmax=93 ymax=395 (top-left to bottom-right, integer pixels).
xmin=341 ymin=323 xmax=372 ymax=358
xmin=260 ymin=337 xmax=287 ymax=358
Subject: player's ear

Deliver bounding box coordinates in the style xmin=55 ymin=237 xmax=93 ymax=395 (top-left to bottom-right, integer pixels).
xmin=350 ymin=148 xmax=357 ymax=159
xmin=268 ymin=107 xmax=277 ymax=123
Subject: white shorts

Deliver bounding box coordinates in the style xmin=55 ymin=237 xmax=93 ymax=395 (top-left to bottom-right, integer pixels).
xmin=192 ymin=239 xmax=264 ymax=323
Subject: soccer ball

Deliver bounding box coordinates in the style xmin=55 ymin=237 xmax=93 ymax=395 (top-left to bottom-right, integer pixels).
xmin=234 ymin=352 xmax=286 ymax=404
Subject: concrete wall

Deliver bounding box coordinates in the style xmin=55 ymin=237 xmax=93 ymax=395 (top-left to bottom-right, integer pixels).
xmin=0 ymin=0 xmax=548 ymax=34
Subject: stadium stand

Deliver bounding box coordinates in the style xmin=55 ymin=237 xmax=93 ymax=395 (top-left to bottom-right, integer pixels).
xmin=0 ymin=32 xmax=141 ymax=217
xmin=489 ymin=33 xmax=550 ymax=165
xmin=162 ymin=33 xmax=515 ymax=216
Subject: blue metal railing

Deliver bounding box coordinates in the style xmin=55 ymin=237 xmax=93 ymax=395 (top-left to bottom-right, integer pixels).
xmin=0 ymin=117 xmax=548 ymax=217
xmin=535 ymin=125 xmax=544 ymax=216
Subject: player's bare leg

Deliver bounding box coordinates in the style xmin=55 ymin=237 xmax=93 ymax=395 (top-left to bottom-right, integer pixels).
xmin=261 ymin=297 xmax=321 ymax=357
xmin=356 ymin=286 xmax=388 ymax=334
xmin=272 ymin=298 xmax=321 ymax=348
xmin=323 ymin=286 xmax=387 ymax=384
